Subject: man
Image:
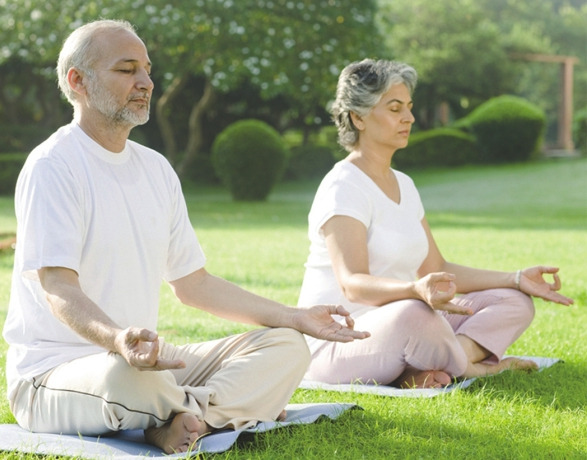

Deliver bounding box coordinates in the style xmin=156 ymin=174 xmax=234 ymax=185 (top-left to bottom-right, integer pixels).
xmin=3 ymin=19 xmax=369 ymax=454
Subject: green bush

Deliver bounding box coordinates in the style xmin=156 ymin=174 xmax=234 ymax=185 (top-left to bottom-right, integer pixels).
xmin=463 ymin=95 xmax=546 ymax=163
xmin=211 ymin=119 xmax=287 ymax=201
xmin=285 ymin=145 xmax=336 ymax=180
xmin=393 ymin=128 xmax=479 ymax=170
xmin=0 ymin=125 xmax=54 ymax=153
xmin=573 ymin=107 xmax=587 ymax=154
xmin=0 ymin=153 xmax=26 ymax=195
xmin=182 ymin=153 xmax=220 ymax=185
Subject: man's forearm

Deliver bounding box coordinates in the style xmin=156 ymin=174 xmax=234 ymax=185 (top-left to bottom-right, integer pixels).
xmin=40 ymin=267 xmax=122 ymax=352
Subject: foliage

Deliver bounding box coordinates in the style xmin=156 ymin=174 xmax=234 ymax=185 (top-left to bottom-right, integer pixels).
xmin=0 ymin=0 xmax=382 ymax=177
xmin=393 ymin=128 xmax=479 ymax=170
xmin=0 ymin=0 xmax=584 ymax=172
xmin=573 ymin=107 xmax=587 ymax=154
xmin=378 ymin=0 xmax=586 ymax=146
xmin=285 ymin=145 xmax=337 ymax=180
xmin=0 ymin=124 xmax=55 ymax=154
xmin=462 ymin=95 xmax=546 ymax=163
xmin=211 ymin=119 xmax=287 ymax=201
xmin=0 ymin=154 xmax=26 ymax=196
xmin=479 ymin=0 xmax=587 ymax=140
xmin=378 ymin=0 xmax=519 ymax=128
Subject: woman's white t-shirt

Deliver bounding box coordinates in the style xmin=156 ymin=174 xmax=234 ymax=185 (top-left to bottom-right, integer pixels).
xmin=3 ymin=122 xmax=205 ymax=393
xmin=297 ymin=161 xmax=429 ymax=350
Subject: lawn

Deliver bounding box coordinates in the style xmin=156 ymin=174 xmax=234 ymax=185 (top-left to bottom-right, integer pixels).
xmin=0 ymin=157 xmax=585 ymax=459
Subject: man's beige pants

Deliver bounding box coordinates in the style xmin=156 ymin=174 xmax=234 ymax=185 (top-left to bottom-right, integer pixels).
xmin=10 ymin=327 xmax=310 ymax=435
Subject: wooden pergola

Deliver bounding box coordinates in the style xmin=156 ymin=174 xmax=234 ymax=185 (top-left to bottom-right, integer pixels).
xmin=510 ymin=53 xmax=579 ymax=152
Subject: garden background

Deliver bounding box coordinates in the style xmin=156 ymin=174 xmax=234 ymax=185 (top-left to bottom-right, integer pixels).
xmin=0 ymin=0 xmax=586 ymax=458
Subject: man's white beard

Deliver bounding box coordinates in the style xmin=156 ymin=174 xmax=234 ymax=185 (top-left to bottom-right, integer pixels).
xmin=87 ymin=78 xmax=150 ymax=127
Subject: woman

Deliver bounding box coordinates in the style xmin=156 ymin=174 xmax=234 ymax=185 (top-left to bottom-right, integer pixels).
xmin=297 ymin=59 xmax=573 ymax=388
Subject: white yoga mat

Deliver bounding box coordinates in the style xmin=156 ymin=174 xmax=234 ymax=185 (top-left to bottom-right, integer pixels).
xmin=299 ymin=356 xmax=561 ymax=397
xmin=0 ymin=403 xmax=358 ymax=459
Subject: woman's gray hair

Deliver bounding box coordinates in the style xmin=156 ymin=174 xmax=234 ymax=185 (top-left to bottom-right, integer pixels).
xmin=331 ymin=59 xmax=418 ymax=152
xmin=56 ymin=19 xmax=137 ymax=105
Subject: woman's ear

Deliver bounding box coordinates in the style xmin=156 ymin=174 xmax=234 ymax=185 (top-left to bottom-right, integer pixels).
xmin=349 ymin=111 xmax=364 ymax=130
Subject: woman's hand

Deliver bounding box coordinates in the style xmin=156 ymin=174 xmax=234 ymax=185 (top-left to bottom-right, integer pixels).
xmin=414 ymin=272 xmax=473 ymax=315
xmin=293 ymin=305 xmax=371 ymax=342
xmin=518 ymin=266 xmax=574 ymax=306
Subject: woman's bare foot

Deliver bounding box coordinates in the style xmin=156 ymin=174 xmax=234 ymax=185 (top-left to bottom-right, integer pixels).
xmin=493 ymin=357 xmax=538 ymax=373
xmin=277 ymin=409 xmax=287 ymax=422
xmin=394 ymin=368 xmax=452 ymax=389
xmin=462 ymin=356 xmax=538 ymax=378
xmin=144 ymin=413 xmax=212 ymax=454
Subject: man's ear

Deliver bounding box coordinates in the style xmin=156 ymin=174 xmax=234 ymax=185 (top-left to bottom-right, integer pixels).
xmin=349 ymin=111 xmax=364 ymax=130
xmin=67 ymin=67 xmax=88 ymax=98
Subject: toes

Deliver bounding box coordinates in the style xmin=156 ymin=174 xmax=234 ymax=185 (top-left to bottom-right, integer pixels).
xmin=433 ymin=371 xmax=452 ymax=387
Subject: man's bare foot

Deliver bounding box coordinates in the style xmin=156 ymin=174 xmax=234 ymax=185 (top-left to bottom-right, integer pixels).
xmin=394 ymin=368 xmax=452 ymax=389
xmin=144 ymin=413 xmax=212 ymax=454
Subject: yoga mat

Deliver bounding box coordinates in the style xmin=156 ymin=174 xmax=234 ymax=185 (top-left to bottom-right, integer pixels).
xmin=0 ymin=402 xmax=359 ymax=458
xmin=299 ymin=356 xmax=561 ymax=397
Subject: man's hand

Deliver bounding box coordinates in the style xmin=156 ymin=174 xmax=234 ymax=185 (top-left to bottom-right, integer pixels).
xmin=293 ymin=305 xmax=370 ymax=342
xmin=114 ymin=327 xmax=186 ymax=371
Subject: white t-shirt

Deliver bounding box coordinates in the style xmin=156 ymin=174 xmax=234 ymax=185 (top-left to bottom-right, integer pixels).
xmin=3 ymin=122 xmax=206 ymax=394
xmin=297 ymin=160 xmax=428 ymax=329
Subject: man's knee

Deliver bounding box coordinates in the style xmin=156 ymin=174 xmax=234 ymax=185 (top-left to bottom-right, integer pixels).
xmin=265 ymin=327 xmax=311 ymax=368
xmin=102 ymin=353 xmax=177 ymax=400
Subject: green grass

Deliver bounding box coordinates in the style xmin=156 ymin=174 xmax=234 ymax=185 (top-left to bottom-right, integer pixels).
xmin=0 ymin=157 xmax=585 ymax=459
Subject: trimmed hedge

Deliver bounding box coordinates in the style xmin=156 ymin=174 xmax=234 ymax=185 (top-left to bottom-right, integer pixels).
xmin=462 ymin=95 xmax=546 ymax=163
xmin=393 ymin=128 xmax=479 ymax=170
xmin=0 ymin=125 xmax=54 ymax=153
xmin=0 ymin=153 xmax=27 ymax=195
xmin=285 ymin=145 xmax=336 ymax=180
xmin=211 ymin=119 xmax=287 ymax=201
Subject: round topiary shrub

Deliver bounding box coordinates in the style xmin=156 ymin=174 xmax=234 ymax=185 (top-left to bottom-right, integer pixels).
xmin=465 ymin=95 xmax=546 ymax=163
xmin=211 ymin=119 xmax=288 ymax=201
xmin=393 ymin=128 xmax=479 ymax=170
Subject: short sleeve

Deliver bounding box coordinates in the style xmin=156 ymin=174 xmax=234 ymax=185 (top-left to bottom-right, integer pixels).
xmin=308 ymin=173 xmax=372 ymax=237
xmin=15 ymin=157 xmax=84 ymax=279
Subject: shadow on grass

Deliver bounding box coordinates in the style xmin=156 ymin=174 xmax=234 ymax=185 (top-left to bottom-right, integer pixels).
xmin=211 ymin=404 xmax=584 ymax=459
xmin=462 ymin=361 xmax=587 ymax=411
xmin=213 ymin=407 xmax=363 ymax=457
xmin=356 ymin=409 xmax=584 ymax=459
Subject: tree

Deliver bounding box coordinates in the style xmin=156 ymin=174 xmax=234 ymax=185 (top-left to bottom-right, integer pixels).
xmin=477 ymin=0 xmax=587 ymax=148
xmin=377 ymin=0 xmax=586 ymax=143
xmin=378 ymin=0 xmax=523 ymax=128
xmin=0 ymin=0 xmax=381 ymax=177
xmin=140 ymin=0 xmax=381 ymax=176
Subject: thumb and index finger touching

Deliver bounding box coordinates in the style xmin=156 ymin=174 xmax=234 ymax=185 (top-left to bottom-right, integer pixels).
xmin=124 ymin=327 xmax=185 ymax=371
